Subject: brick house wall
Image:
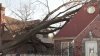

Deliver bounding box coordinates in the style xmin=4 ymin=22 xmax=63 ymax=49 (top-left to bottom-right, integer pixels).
xmin=54 ymin=1 xmax=100 ymax=56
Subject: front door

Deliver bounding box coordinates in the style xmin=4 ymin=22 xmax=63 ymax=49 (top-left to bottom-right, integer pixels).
xmin=85 ymin=41 xmax=98 ymax=56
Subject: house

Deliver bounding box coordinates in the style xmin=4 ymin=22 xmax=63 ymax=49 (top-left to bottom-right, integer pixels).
xmin=54 ymin=1 xmax=100 ymax=56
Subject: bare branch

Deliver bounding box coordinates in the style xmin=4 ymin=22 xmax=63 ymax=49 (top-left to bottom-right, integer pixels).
xmin=37 ymin=27 xmax=62 ymax=34
xmin=42 ymin=1 xmax=82 ymax=21
xmin=53 ymin=3 xmax=82 ymax=19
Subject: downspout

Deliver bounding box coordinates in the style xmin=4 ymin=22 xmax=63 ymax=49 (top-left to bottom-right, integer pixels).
xmin=0 ymin=3 xmax=2 ymax=51
xmin=0 ymin=3 xmax=1 ymax=27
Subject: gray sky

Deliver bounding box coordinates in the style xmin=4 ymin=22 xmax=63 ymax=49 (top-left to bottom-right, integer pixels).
xmin=0 ymin=0 xmax=69 ymax=20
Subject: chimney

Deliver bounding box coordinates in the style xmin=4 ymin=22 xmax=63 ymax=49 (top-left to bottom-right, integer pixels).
xmin=1 ymin=7 xmax=5 ymax=11
xmin=0 ymin=3 xmax=5 ymax=23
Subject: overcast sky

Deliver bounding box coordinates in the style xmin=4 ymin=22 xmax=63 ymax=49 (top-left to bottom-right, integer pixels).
xmin=0 ymin=0 xmax=70 ymax=20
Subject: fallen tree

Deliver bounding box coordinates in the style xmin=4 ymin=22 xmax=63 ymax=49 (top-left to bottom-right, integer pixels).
xmin=0 ymin=0 xmax=85 ymax=54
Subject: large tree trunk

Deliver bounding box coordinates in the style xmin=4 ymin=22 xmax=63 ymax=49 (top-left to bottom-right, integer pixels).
xmin=0 ymin=1 xmax=83 ymax=54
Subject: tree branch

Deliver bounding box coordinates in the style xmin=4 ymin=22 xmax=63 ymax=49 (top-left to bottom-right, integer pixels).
xmin=0 ymin=1 xmax=81 ymax=53
xmin=37 ymin=27 xmax=62 ymax=34
xmin=42 ymin=1 xmax=82 ymax=21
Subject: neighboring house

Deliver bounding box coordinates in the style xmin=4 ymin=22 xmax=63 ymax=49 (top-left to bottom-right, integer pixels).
xmin=54 ymin=1 xmax=100 ymax=56
xmin=0 ymin=3 xmax=53 ymax=55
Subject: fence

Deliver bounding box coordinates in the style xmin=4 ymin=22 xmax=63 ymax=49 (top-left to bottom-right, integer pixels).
xmin=2 ymin=42 xmax=74 ymax=56
xmin=5 ymin=54 xmax=61 ymax=56
xmin=4 ymin=48 xmax=73 ymax=56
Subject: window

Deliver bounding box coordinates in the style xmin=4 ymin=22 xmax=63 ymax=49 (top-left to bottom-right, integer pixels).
xmin=27 ymin=47 xmax=34 ymax=54
xmin=61 ymin=42 xmax=69 ymax=56
xmin=61 ymin=42 xmax=69 ymax=50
